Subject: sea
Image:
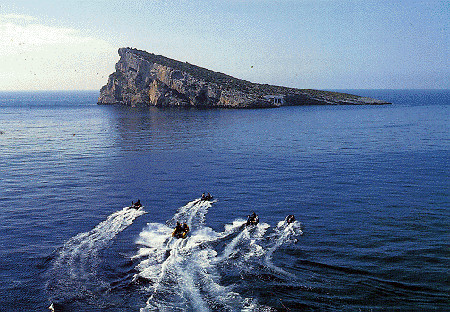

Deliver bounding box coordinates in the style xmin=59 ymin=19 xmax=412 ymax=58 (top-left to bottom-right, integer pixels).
xmin=0 ymin=89 xmax=448 ymax=311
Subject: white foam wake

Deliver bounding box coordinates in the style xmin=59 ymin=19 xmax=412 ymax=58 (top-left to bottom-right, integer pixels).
xmin=134 ymin=200 xmax=302 ymax=311
xmin=263 ymin=220 xmax=303 ymax=276
xmin=46 ymin=206 xmax=146 ymax=301
xmin=215 ymin=220 xmax=270 ymax=266
xmin=168 ymin=198 xmax=215 ymax=227
xmin=135 ymin=200 xmax=256 ymax=311
xmin=54 ymin=207 xmax=146 ymax=274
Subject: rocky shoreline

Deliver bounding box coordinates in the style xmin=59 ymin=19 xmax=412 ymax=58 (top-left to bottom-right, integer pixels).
xmin=98 ymin=48 xmax=391 ymax=108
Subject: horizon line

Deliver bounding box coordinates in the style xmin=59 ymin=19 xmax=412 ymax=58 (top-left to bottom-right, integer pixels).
xmin=1 ymin=88 xmax=449 ymax=92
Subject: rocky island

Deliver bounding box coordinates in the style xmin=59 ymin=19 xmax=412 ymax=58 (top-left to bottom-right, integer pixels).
xmin=98 ymin=48 xmax=390 ymax=108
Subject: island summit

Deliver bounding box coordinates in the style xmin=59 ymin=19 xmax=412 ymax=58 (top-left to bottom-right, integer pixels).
xmin=98 ymin=48 xmax=390 ymax=108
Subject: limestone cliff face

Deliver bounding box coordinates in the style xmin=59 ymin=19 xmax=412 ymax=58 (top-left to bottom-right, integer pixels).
xmin=98 ymin=48 xmax=390 ymax=108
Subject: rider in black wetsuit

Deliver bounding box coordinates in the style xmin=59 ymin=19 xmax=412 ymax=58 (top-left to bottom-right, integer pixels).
xmin=285 ymin=215 xmax=295 ymax=224
xmin=131 ymin=199 xmax=141 ymax=209
xmin=201 ymin=193 xmax=213 ymax=201
xmin=173 ymin=221 xmax=182 ymax=236
xmin=246 ymin=212 xmax=259 ymax=226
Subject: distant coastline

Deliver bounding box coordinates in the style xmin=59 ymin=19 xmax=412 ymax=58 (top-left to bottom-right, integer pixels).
xmin=97 ymin=48 xmax=391 ymax=108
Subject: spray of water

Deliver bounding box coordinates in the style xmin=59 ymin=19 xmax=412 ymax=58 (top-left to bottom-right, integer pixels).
xmin=46 ymin=206 xmax=146 ymax=305
xmin=263 ymin=220 xmax=303 ymax=276
xmin=135 ymin=199 xmax=302 ymax=311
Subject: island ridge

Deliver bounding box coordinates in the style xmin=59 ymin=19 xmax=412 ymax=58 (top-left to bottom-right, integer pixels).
xmin=98 ymin=48 xmax=390 ymax=108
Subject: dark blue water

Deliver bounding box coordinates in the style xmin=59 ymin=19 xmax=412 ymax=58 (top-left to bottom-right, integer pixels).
xmin=0 ymin=90 xmax=448 ymax=311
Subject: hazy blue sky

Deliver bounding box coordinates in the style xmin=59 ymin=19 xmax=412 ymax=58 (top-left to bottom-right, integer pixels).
xmin=0 ymin=0 xmax=448 ymax=90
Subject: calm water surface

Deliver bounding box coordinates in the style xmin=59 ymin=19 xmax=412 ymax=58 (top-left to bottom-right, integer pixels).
xmin=0 ymin=90 xmax=448 ymax=311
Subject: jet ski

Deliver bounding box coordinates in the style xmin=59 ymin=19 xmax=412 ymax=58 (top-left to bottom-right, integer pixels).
xmin=129 ymin=199 xmax=142 ymax=209
xmin=246 ymin=212 xmax=259 ymax=226
xmin=201 ymin=193 xmax=213 ymax=201
xmin=172 ymin=230 xmax=189 ymax=239
xmin=285 ymin=215 xmax=296 ymax=224
xmin=172 ymin=222 xmax=190 ymax=239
